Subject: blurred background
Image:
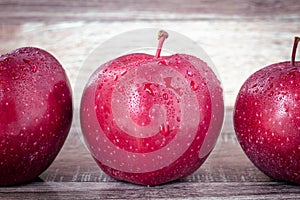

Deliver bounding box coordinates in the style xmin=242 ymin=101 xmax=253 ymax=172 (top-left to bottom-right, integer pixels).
xmin=0 ymin=0 xmax=299 ymax=107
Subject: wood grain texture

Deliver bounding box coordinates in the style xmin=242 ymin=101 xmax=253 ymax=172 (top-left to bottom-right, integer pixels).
xmin=1 ymin=182 xmax=299 ymax=200
xmin=1 ymin=0 xmax=300 ymax=199
xmin=0 ymin=0 xmax=300 ymax=23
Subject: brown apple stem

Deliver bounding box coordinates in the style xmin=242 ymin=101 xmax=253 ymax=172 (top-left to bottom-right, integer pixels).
xmin=291 ymin=36 xmax=300 ymax=66
xmin=155 ymin=30 xmax=169 ymax=58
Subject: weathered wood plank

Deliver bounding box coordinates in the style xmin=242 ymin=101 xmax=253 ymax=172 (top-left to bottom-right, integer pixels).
xmin=0 ymin=182 xmax=299 ymax=199
xmin=0 ymin=0 xmax=300 ymax=23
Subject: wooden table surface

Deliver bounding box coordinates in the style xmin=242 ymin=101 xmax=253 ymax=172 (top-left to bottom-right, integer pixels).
xmin=0 ymin=0 xmax=300 ymax=199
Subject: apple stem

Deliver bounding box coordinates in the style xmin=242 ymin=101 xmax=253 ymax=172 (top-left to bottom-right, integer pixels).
xmin=291 ymin=36 xmax=300 ymax=66
xmin=155 ymin=30 xmax=169 ymax=58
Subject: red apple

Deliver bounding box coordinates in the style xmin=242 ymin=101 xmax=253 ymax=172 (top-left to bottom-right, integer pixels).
xmin=80 ymin=30 xmax=224 ymax=186
xmin=234 ymin=36 xmax=300 ymax=184
xmin=0 ymin=47 xmax=73 ymax=186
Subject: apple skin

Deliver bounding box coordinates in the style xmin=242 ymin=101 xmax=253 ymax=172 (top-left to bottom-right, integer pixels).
xmin=80 ymin=49 xmax=224 ymax=185
xmin=234 ymin=61 xmax=300 ymax=185
xmin=0 ymin=47 xmax=73 ymax=186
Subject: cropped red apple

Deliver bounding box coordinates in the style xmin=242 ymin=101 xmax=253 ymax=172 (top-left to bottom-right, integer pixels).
xmin=80 ymin=30 xmax=224 ymax=186
xmin=0 ymin=47 xmax=73 ymax=186
xmin=234 ymin=36 xmax=300 ymax=184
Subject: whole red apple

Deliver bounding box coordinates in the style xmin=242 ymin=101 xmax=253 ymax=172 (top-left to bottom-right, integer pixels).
xmin=80 ymin=30 xmax=224 ymax=185
xmin=234 ymin=36 xmax=300 ymax=184
xmin=0 ymin=47 xmax=73 ymax=186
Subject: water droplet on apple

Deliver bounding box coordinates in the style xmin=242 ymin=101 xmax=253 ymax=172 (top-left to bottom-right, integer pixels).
xmin=163 ymin=93 xmax=168 ymax=100
xmin=144 ymin=83 xmax=155 ymax=96
xmin=98 ymin=83 xmax=104 ymax=90
xmin=114 ymin=75 xmax=118 ymax=81
xmin=3 ymin=56 xmax=12 ymax=62
xmin=157 ymin=60 xmax=169 ymax=65
xmin=267 ymin=76 xmax=274 ymax=81
xmin=187 ymin=71 xmax=193 ymax=77
xmin=102 ymin=105 xmax=111 ymax=114
xmin=12 ymin=75 xmax=20 ymax=80
xmin=23 ymin=58 xmax=31 ymax=64
xmin=31 ymin=65 xmax=37 ymax=73
xmin=159 ymin=123 xmax=170 ymax=136
xmin=288 ymin=68 xmax=298 ymax=77
xmin=4 ymin=87 xmax=11 ymax=92
xmin=268 ymin=91 xmax=274 ymax=97
xmin=167 ymin=100 xmax=173 ymax=105
xmin=20 ymin=65 xmax=29 ymax=71
xmin=120 ymin=70 xmax=127 ymax=76
xmin=190 ymin=80 xmax=199 ymax=91
xmin=267 ymin=83 xmax=273 ymax=90
xmin=111 ymin=169 xmax=120 ymax=177
xmin=251 ymin=83 xmax=258 ymax=88
xmin=0 ymin=66 xmax=7 ymax=71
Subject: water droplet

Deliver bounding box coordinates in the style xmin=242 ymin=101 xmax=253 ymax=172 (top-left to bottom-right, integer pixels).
xmin=104 ymin=106 xmax=111 ymax=114
xmin=175 ymin=59 xmax=182 ymax=64
xmin=157 ymin=60 xmax=169 ymax=65
xmin=12 ymin=75 xmax=20 ymax=80
xmin=190 ymin=80 xmax=199 ymax=91
xmin=20 ymin=65 xmax=29 ymax=71
xmin=251 ymin=83 xmax=258 ymax=88
xmin=268 ymin=91 xmax=274 ymax=97
xmin=0 ymin=66 xmax=7 ymax=71
xmin=31 ymin=65 xmax=37 ymax=73
xmin=98 ymin=83 xmax=104 ymax=90
xmin=114 ymin=75 xmax=118 ymax=81
xmin=288 ymin=68 xmax=298 ymax=77
xmin=160 ymin=123 xmax=170 ymax=136
xmin=187 ymin=71 xmax=193 ymax=77
xmin=267 ymin=83 xmax=273 ymax=90
xmin=144 ymin=83 xmax=155 ymax=96
xmin=4 ymin=87 xmax=11 ymax=92
xmin=163 ymin=93 xmax=168 ymax=100
xmin=112 ymin=169 xmax=119 ymax=177
xmin=3 ymin=56 xmax=12 ymax=62
xmin=167 ymin=100 xmax=173 ymax=105
xmin=120 ymin=70 xmax=127 ymax=76
xmin=23 ymin=58 xmax=31 ymax=64
xmin=267 ymin=76 xmax=274 ymax=81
